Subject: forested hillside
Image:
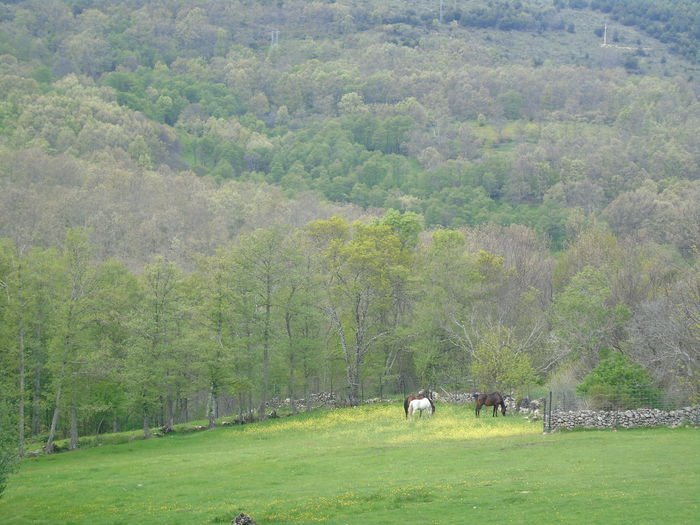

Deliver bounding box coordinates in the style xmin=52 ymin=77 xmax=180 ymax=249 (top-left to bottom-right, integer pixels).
xmin=0 ymin=0 xmax=698 ymax=459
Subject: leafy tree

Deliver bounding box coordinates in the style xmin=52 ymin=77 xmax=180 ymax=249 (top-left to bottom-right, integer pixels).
xmin=277 ymin=233 xmax=325 ymax=413
xmin=550 ymin=266 xmax=629 ymax=370
xmin=0 ymin=239 xmax=29 ymax=457
xmin=306 ymin=217 xmax=409 ymax=404
xmin=372 ymin=209 xmax=423 ymax=250
xmin=470 ymin=325 xmax=536 ymax=391
xmin=188 ymin=250 xmax=239 ymax=428
xmin=126 ymin=256 xmax=187 ymax=437
xmin=231 ymin=228 xmax=290 ymax=420
xmin=0 ymin=398 xmax=16 ymax=499
xmin=80 ymin=259 xmax=139 ymax=436
xmin=412 ymin=231 xmax=509 ymax=389
xmin=577 ymin=349 xmax=661 ymax=409
xmin=45 ymin=229 xmax=99 ymax=453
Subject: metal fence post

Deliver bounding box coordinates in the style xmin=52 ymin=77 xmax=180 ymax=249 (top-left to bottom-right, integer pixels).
xmin=543 ymin=391 xmax=553 ymax=433
xmin=543 ymin=395 xmax=547 ymax=433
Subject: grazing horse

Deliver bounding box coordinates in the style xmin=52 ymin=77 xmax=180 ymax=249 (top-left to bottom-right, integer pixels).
xmin=475 ymin=392 xmax=506 ymax=417
xmin=404 ymin=394 xmax=424 ymax=418
xmin=404 ymin=390 xmax=433 ymax=418
xmin=408 ymin=397 xmax=435 ymax=418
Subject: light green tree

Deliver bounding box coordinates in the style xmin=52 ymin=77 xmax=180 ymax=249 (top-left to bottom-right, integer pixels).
xmin=469 ymin=325 xmax=535 ymax=391
xmin=231 ymin=228 xmax=289 ymax=420
xmin=45 ymin=229 xmax=98 ymax=453
xmin=277 ymin=232 xmax=325 ymax=413
xmin=0 ymin=239 xmax=28 ymax=457
xmin=81 ymin=259 xmax=139 ymax=435
xmin=306 ymin=217 xmax=409 ymax=404
xmin=550 ymin=266 xmax=629 ymax=370
xmin=126 ymin=257 xmax=188 ymax=437
xmin=0 ymin=398 xmax=15 ymax=499
xmin=188 ymin=249 xmax=241 ymax=428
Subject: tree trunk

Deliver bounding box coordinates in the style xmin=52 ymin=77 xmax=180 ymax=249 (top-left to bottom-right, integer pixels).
xmin=286 ymin=309 xmax=297 ymax=415
xmin=258 ymin=288 xmax=272 ymax=421
xmin=31 ymin=361 xmax=43 ymax=435
xmin=143 ymin=408 xmax=151 ymax=439
xmin=45 ymin=383 xmax=62 ymax=454
xmin=167 ymin=397 xmax=175 ymax=429
xmin=289 ymin=392 xmax=297 ymax=415
xmin=208 ymin=384 xmax=217 ymax=429
xmin=348 ymin=367 xmax=360 ymax=406
xmin=18 ymin=326 xmax=25 ymax=457
xmin=304 ymin=354 xmax=312 ymax=412
xmin=69 ymin=406 xmax=78 ymax=450
xmin=16 ymin=259 xmax=26 ymax=457
xmin=31 ymin=324 xmax=45 ymax=436
xmin=328 ymin=304 xmax=358 ymax=404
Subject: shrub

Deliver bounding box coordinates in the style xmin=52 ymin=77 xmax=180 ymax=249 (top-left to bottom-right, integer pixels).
xmin=577 ymin=350 xmax=661 ymax=409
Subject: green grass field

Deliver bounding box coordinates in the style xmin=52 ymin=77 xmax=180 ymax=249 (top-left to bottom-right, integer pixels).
xmin=1 ymin=404 xmax=698 ymax=524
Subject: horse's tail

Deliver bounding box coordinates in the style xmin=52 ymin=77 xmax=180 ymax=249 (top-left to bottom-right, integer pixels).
xmin=428 ymin=398 xmax=435 ymax=413
xmin=404 ymin=398 xmax=409 ymax=418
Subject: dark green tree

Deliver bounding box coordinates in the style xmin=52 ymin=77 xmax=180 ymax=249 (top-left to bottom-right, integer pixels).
xmin=577 ymin=350 xmax=661 ymax=409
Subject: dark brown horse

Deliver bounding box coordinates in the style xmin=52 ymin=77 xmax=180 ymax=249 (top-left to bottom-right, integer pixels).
xmin=404 ymin=390 xmax=433 ymax=418
xmin=475 ymin=392 xmax=506 ymax=417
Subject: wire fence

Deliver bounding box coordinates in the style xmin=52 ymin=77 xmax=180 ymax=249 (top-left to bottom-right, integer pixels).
xmin=541 ymin=388 xmax=700 ymax=432
xmin=548 ymin=387 xmax=696 ymax=412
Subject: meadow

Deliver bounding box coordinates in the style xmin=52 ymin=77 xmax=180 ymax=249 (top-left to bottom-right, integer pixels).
xmin=0 ymin=403 xmax=698 ymax=524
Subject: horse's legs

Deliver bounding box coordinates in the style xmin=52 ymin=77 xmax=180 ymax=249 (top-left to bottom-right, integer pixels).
xmin=493 ymin=405 xmax=497 ymax=417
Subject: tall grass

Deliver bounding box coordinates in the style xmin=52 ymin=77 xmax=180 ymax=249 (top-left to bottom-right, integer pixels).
xmin=1 ymin=404 xmax=697 ymax=524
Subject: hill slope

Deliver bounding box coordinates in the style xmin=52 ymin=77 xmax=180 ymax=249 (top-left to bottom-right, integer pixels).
xmin=0 ymin=0 xmax=698 ymax=256
xmin=0 ymin=0 xmax=698 ymax=471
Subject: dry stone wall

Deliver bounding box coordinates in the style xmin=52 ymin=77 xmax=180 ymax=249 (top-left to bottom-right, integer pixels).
xmin=550 ymin=406 xmax=699 ymax=431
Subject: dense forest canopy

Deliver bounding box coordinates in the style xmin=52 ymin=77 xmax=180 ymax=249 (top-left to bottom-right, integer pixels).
xmin=0 ymin=0 xmax=698 ymax=460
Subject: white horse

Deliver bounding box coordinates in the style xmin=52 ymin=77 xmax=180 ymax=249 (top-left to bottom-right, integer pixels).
xmin=408 ymin=397 xmax=434 ymax=418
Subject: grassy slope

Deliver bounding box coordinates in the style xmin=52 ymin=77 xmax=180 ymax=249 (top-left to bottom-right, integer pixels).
xmin=1 ymin=404 xmax=698 ymax=524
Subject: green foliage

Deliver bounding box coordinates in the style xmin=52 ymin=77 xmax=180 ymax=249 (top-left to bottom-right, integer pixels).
xmin=551 ymin=266 xmax=630 ymax=364
xmin=577 ymin=350 xmax=662 ymax=409
xmin=372 ymin=208 xmax=423 ymax=249
xmin=470 ymin=326 xmax=536 ymax=391
xmin=0 ymin=0 xmax=696 ymax=243
xmin=0 ymin=400 xmax=16 ymax=499
xmin=0 ymin=0 xmax=698 ymax=457
xmin=452 ymin=1 xmax=561 ymax=32
xmin=589 ymin=0 xmax=700 ymax=63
